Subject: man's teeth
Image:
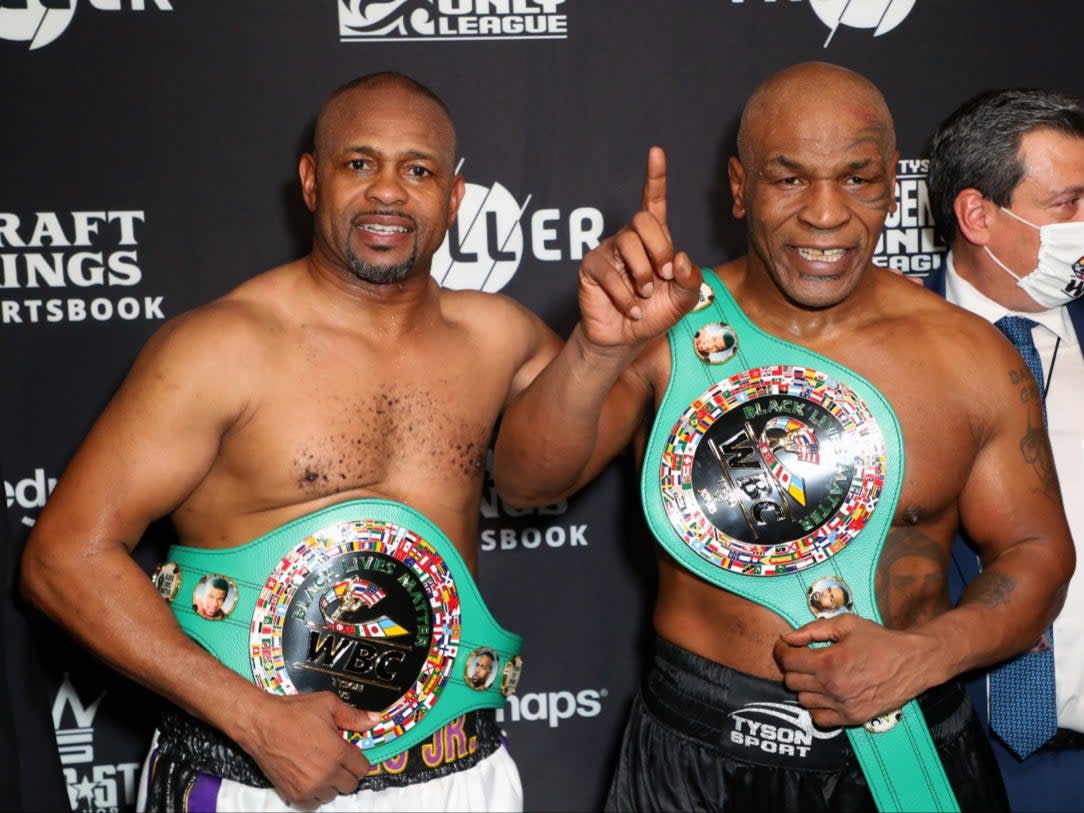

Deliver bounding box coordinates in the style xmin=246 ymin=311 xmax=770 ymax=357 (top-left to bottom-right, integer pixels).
xmin=357 ymin=224 xmax=409 ymax=234
xmin=797 ymin=247 xmax=846 ymax=262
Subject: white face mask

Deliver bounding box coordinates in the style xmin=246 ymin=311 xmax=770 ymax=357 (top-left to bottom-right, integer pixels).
xmin=984 ymin=206 xmax=1084 ymax=308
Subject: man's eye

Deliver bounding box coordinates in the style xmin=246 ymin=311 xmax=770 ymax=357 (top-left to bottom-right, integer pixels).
xmin=407 ymin=165 xmax=433 ymax=178
xmin=845 ymin=175 xmax=868 ymax=186
xmin=348 ymin=159 xmax=370 ymax=171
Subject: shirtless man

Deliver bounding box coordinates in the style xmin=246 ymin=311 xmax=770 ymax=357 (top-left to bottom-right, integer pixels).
xmin=493 ymin=62 xmax=1074 ymax=811
xmin=20 ymin=72 xmax=559 ymax=811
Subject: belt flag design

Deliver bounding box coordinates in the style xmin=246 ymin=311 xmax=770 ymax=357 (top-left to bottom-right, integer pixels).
xmin=659 ymin=366 xmax=886 ymax=577
xmin=640 ymin=270 xmax=959 ymax=813
xmin=153 ymin=498 xmax=523 ymax=763
xmin=249 ymin=516 xmax=460 ymax=751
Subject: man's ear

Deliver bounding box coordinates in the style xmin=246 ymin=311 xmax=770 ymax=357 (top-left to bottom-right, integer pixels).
xmin=954 ymin=188 xmax=991 ymax=246
xmin=728 ymin=157 xmax=747 ymax=219
xmin=299 ymin=153 xmax=318 ymax=213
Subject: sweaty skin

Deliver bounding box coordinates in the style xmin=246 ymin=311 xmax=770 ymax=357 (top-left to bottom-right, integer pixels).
xmin=20 ymin=74 xmax=561 ymax=807
xmin=494 ymin=62 xmax=1074 ymax=729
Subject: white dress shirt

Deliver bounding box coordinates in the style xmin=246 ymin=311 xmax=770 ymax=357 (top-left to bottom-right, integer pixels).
xmin=944 ymin=252 xmax=1084 ymax=731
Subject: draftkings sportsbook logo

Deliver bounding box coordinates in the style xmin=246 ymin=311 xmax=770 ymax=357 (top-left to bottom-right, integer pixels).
xmin=0 ymin=0 xmax=173 ymax=51
xmin=731 ymin=0 xmax=916 ymax=47
xmin=431 ymin=164 xmax=603 ymax=292
xmin=0 ymin=210 xmax=168 ymax=325
xmin=873 ymin=158 xmax=946 ymax=278
xmin=338 ymin=0 xmax=567 ymax=43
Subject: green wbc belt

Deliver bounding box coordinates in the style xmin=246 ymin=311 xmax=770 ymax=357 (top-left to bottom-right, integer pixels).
xmin=151 ymin=498 xmax=523 ymax=764
xmin=640 ymin=270 xmax=959 ymax=813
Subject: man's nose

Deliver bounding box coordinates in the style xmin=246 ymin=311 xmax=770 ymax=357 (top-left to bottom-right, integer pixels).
xmin=799 ymin=181 xmax=852 ymax=230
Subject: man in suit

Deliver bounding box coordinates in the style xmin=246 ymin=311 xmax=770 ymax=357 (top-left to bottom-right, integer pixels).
xmin=925 ymin=87 xmax=1084 ymax=812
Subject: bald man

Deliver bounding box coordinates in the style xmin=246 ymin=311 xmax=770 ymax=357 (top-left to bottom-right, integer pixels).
xmin=494 ymin=62 xmax=1073 ymax=811
xmin=21 ymin=73 xmax=560 ymax=811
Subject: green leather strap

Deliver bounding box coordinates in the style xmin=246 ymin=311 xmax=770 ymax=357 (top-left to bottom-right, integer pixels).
xmin=640 ymin=270 xmax=959 ymax=812
xmin=152 ymin=498 xmax=522 ymax=763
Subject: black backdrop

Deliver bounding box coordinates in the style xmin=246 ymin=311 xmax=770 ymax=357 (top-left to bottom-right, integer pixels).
xmin=3 ymin=2 xmax=1084 ymax=811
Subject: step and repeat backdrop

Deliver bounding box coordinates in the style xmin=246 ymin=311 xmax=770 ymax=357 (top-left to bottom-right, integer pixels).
xmin=3 ymin=2 xmax=1083 ymax=811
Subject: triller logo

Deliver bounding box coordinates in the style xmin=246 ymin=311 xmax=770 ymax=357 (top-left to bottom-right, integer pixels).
xmin=431 ymin=162 xmax=603 ymax=292
xmin=732 ymin=0 xmax=916 ymax=47
xmin=338 ymin=0 xmax=568 ymax=43
xmin=0 ymin=0 xmax=173 ymax=51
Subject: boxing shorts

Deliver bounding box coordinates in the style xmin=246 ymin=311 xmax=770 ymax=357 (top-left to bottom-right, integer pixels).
xmin=604 ymin=636 xmax=1008 ymax=813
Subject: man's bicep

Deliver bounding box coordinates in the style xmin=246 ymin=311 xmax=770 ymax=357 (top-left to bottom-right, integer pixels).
xmin=40 ymin=322 xmax=248 ymax=548
xmin=505 ymin=314 xmax=564 ymax=404
xmin=957 ymin=356 xmax=1069 ymax=564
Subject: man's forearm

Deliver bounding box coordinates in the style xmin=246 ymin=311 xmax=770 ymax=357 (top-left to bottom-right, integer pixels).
xmin=494 ymin=323 xmax=645 ymax=506
xmin=921 ymin=543 xmax=1071 ymax=682
xmin=21 ymin=535 xmax=266 ymax=740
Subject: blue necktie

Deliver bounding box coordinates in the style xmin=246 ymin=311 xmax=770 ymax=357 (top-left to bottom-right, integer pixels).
xmin=989 ymin=315 xmax=1057 ymax=759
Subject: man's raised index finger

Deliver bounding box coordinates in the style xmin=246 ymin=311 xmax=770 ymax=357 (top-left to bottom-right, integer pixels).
xmin=641 ymin=145 xmax=668 ymax=229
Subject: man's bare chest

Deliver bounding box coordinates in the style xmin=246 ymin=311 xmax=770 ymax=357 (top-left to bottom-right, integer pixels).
xmin=219 ymin=376 xmax=498 ymax=501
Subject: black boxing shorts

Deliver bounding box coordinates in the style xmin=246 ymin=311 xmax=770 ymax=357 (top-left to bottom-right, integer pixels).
xmin=603 ymin=636 xmax=1009 ymax=813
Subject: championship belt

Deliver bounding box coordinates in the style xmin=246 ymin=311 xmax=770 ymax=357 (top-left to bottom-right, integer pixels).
xmin=151 ymin=498 xmax=523 ymax=763
xmin=640 ymin=270 xmax=959 ymax=813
